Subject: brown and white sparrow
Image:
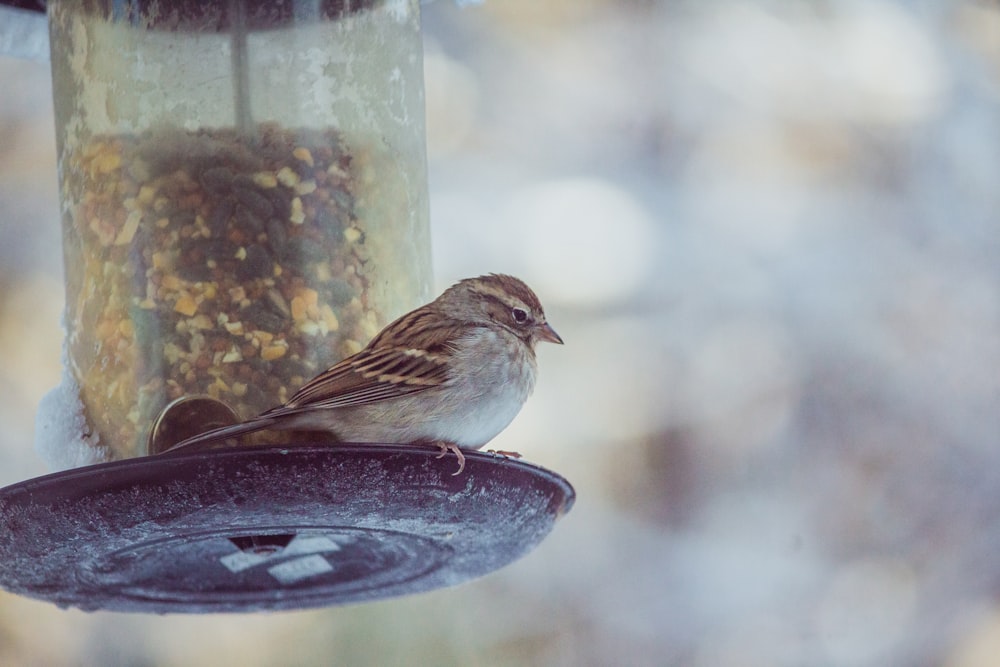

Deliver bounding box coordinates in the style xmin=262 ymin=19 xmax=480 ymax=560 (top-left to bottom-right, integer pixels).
xmin=165 ymin=274 xmax=562 ymax=474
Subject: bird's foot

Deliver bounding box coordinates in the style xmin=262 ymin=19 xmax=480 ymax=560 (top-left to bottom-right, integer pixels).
xmin=435 ymin=442 xmax=466 ymax=476
xmin=487 ymin=449 xmax=522 ymax=460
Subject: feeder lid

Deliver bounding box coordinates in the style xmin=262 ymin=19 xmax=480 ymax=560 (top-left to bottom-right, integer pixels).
xmin=0 ymin=0 xmax=452 ymax=59
xmin=0 ymin=444 xmax=574 ymax=613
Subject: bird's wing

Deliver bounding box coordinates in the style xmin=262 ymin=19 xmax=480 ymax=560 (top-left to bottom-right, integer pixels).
xmin=263 ymin=310 xmax=465 ymax=416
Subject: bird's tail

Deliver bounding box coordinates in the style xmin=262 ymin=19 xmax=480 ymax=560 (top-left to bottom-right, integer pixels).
xmin=162 ymin=417 xmax=279 ymax=453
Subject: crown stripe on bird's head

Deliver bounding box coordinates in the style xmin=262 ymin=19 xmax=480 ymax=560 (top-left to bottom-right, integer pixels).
xmin=465 ymin=274 xmax=545 ymax=313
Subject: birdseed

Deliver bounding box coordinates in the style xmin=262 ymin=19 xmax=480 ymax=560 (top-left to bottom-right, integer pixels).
xmin=60 ymin=124 xmax=384 ymax=458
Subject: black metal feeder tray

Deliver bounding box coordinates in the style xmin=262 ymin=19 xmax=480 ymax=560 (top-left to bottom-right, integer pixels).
xmin=0 ymin=444 xmax=574 ymax=613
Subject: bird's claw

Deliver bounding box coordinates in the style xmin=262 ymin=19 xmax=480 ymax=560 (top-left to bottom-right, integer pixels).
xmin=435 ymin=442 xmax=466 ymax=476
xmin=487 ymin=449 xmax=522 ymax=460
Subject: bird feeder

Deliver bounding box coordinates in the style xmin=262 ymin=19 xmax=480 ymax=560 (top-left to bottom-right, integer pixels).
xmin=0 ymin=0 xmax=574 ymax=613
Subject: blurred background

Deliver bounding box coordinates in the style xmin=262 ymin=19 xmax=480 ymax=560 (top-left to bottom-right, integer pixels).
xmin=2 ymin=0 xmax=1000 ymax=664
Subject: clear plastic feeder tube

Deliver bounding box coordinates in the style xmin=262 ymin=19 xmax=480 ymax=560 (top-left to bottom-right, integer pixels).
xmin=45 ymin=0 xmax=433 ymax=461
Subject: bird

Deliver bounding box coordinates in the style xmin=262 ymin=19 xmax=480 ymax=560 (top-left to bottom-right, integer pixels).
xmin=164 ymin=273 xmax=562 ymax=474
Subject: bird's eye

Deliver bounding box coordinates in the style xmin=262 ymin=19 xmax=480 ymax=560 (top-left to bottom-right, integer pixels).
xmin=512 ymin=307 xmax=529 ymax=324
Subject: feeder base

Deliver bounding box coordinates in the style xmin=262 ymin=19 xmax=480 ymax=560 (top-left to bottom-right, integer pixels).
xmin=0 ymin=444 xmax=574 ymax=613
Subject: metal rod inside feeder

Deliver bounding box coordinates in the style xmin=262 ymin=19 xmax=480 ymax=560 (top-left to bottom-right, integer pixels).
xmin=229 ymin=0 xmax=255 ymax=137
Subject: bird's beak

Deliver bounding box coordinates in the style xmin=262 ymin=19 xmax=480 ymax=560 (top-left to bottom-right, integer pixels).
xmin=536 ymin=322 xmax=564 ymax=345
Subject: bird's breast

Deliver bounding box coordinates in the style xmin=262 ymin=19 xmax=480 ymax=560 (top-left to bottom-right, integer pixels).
xmin=441 ymin=328 xmax=537 ymax=447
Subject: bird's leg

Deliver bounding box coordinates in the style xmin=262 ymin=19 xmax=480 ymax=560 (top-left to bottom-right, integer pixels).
xmin=487 ymin=449 xmax=522 ymax=460
xmin=435 ymin=442 xmax=466 ymax=476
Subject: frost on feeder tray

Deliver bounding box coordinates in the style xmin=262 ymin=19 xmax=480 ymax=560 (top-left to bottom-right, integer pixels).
xmin=0 ymin=445 xmax=575 ymax=613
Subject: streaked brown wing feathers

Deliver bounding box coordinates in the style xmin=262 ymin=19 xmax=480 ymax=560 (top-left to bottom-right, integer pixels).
xmin=263 ymin=308 xmax=463 ymax=415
